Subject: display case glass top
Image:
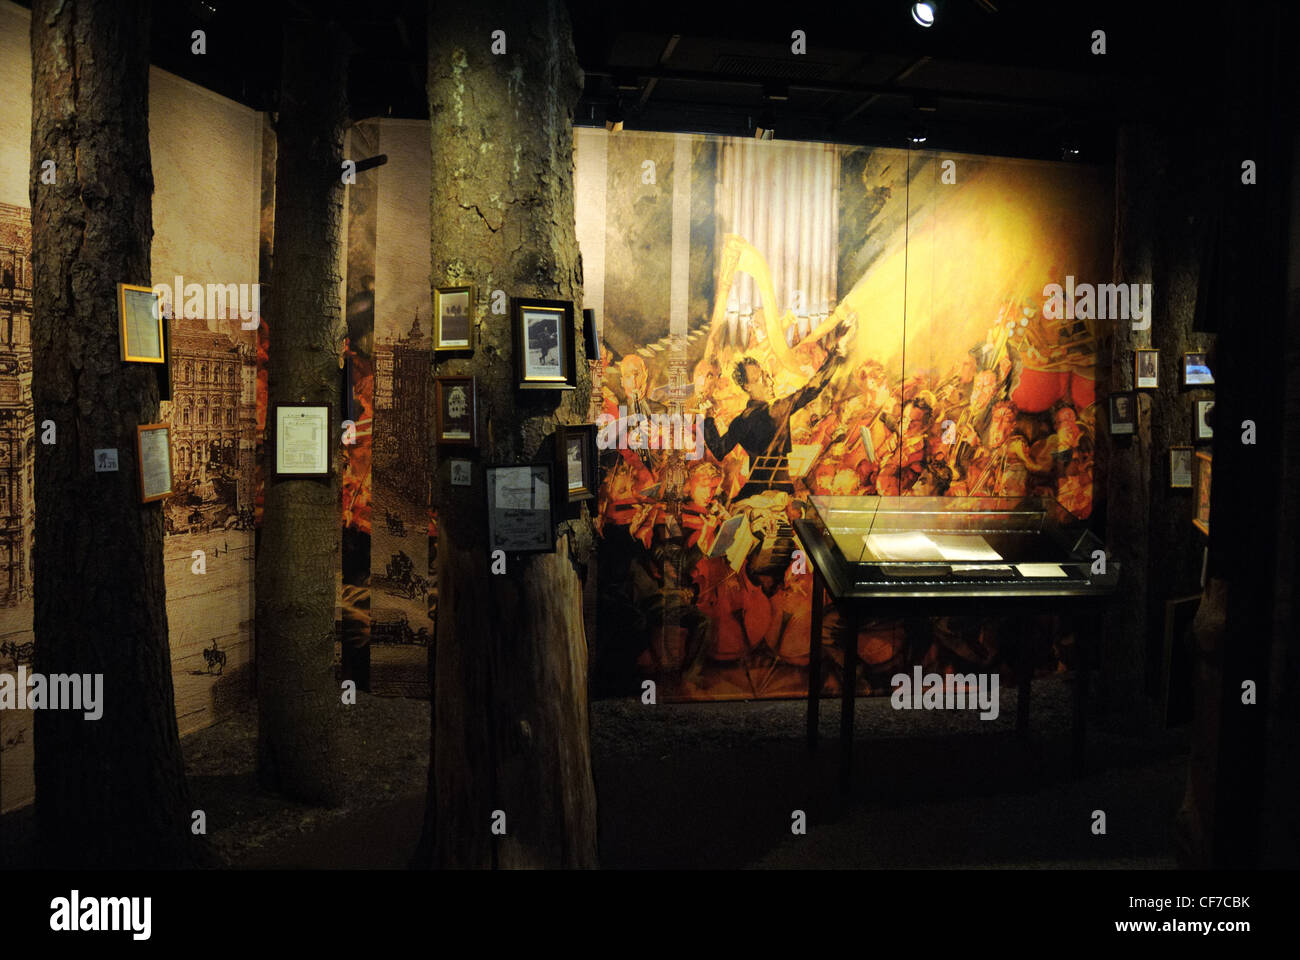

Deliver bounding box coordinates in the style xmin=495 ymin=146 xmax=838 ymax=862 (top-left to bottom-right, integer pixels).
xmin=798 ymin=495 xmax=1118 ymax=599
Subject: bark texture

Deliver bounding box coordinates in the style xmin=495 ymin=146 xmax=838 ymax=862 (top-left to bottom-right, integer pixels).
xmin=423 ymin=0 xmax=598 ymax=869
xmin=28 ymin=0 xmax=196 ymax=867
xmin=255 ymin=20 xmax=350 ymax=804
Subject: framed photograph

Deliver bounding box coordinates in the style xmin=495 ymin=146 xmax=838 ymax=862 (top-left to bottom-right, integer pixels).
xmin=434 ymin=285 xmax=475 ymax=352
xmin=1109 ymin=391 xmax=1136 ymax=435
xmin=118 ymin=283 xmax=166 ymax=363
xmin=1169 ymin=445 xmax=1194 ymax=489
xmin=1182 ymin=351 xmax=1214 ymax=387
xmin=1134 ymin=348 xmax=1159 ymax=389
xmin=434 ymin=375 xmax=477 ymax=446
xmin=555 ymin=423 xmax=597 ymax=502
xmin=485 ymin=463 xmax=555 ymax=553
xmin=273 ymin=402 xmax=331 ymax=478
xmin=1195 ymin=400 xmax=1215 ymax=440
xmin=1193 ymin=450 xmax=1212 ymax=535
xmin=512 ymin=297 xmax=576 ymax=390
xmin=135 ymin=423 xmax=174 ymax=503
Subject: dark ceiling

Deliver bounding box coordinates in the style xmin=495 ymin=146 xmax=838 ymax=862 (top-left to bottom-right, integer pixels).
xmin=19 ymin=0 xmax=1262 ymax=164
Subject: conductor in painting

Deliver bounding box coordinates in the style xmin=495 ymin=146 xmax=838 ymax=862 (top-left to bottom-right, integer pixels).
xmin=703 ymin=317 xmax=855 ymax=503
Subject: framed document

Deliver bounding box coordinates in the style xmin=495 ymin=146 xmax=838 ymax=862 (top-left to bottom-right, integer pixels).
xmin=1195 ymin=400 xmax=1215 ymax=441
xmin=485 ymin=463 xmax=554 ymax=554
xmin=118 ymin=283 xmax=166 ymax=363
xmin=1134 ymin=348 xmax=1159 ymax=390
xmin=273 ymin=402 xmax=331 ymax=478
xmin=1193 ymin=450 xmax=1212 ymax=535
xmin=434 ymin=375 xmax=477 ymax=446
xmin=555 ymin=423 xmax=597 ymax=502
xmin=434 ymin=285 xmax=475 ymax=352
xmin=512 ymin=297 xmax=576 ymax=390
xmin=135 ymin=423 xmax=174 ymax=503
xmin=1182 ymin=351 xmax=1214 ymax=387
xmin=1169 ymin=445 xmax=1193 ymax=489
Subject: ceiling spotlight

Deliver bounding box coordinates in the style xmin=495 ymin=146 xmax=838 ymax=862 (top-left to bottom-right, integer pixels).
xmin=755 ymin=108 xmax=776 ymax=140
xmin=911 ymin=2 xmax=936 ymax=27
xmin=908 ymin=123 xmax=928 ymax=146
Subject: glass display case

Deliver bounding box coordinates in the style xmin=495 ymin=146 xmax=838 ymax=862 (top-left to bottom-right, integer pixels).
xmin=797 ymin=495 xmax=1119 ymax=598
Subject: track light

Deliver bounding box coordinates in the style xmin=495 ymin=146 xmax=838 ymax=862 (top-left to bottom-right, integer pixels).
xmin=755 ymin=108 xmax=776 ymax=140
xmin=908 ymin=123 xmax=928 ymax=146
xmin=911 ymin=2 xmax=936 ymax=27
xmin=605 ymin=100 xmax=624 ymax=133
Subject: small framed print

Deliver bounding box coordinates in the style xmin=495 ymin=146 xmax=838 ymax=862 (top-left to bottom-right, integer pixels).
xmin=449 ymin=459 xmax=472 ymax=486
xmin=434 ymin=285 xmax=475 ymax=352
xmin=555 ymin=423 xmax=597 ymax=502
xmin=1169 ymin=445 xmax=1194 ymax=489
xmin=1193 ymin=450 xmax=1212 ymax=535
xmin=273 ymin=402 xmax=331 ymax=478
xmin=135 ymin=423 xmax=174 ymax=503
xmin=1195 ymin=400 xmax=1215 ymax=441
xmin=485 ymin=463 xmax=555 ymax=554
xmin=1109 ymin=391 xmax=1136 ymax=435
xmin=118 ymin=283 xmax=166 ymax=363
xmin=1182 ymin=351 xmax=1214 ymax=387
xmin=1134 ymin=348 xmax=1159 ymax=390
xmin=435 ymin=375 xmax=477 ymax=446
xmin=512 ymin=297 xmax=576 ymax=390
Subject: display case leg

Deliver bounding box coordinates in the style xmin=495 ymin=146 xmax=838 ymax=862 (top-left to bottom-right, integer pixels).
xmin=807 ymin=569 xmax=824 ymax=753
xmin=1016 ymin=619 xmax=1032 ymax=737
xmin=840 ymin=608 xmax=858 ymax=794
xmin=1072 ymin=616 xmax=1092 ymax=776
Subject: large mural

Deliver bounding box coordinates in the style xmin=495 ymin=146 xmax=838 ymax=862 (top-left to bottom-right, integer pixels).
xmin=577 ymin=131 xmax=1111 ymax=701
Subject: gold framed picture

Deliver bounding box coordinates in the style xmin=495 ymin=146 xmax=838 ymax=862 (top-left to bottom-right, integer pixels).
xmin=1134 ymin=348 xmax=1159 ymax=390
xmin=555 ymin=423 xmax=597 ymax=502
xmin=135 ymin=423 xmax=174 ymax=503
xmin=434 ymin=285 xmax=475 ymax=352
xmin=1182 ymin=351 xmax=1214 ymax=387
xmin=1193 ymin=450 xmax=1212 ymax=535
xmin=118 ymin=283 xmax=166 ymax=363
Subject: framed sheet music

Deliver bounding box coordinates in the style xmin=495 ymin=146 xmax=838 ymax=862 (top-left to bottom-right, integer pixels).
xmin=273 ymin=402 xmax=331 ymax=478
xmin=135 ymin=423 xmax=174 ymax=503
xmin=485 ymin=463 xmax=554 ymax=553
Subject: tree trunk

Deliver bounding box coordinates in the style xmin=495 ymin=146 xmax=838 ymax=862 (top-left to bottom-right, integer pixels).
xmin=421 ymin=0 xmax=598 ymax=869
xmin=28 ymin=0 xmax=196 ymax=868
xmin=255 ymin=19 xmax=349 ymax=804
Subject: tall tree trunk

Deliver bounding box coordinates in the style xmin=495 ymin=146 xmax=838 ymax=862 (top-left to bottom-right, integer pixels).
xmin=422 ymin=0 xmax=598 ymax=869
xmin=28 ymin=0 xmax=195 ymax=868
xmin=256 ymin=19 xmax=349 ymax=804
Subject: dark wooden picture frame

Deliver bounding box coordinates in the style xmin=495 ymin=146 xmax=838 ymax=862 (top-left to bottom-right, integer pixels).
xmin=434 ymin=375 xmax=478 ymax=446
xmin=511 ymin=297 xmax=576 ymax=390
xmin=135 ymin=422 xmax=174 ymax=503
xmin=485 ymin=462 xmax=556 ymax=554
xmin=1109 ymin=391 xmax=1136 ymax=435
xmin=272 ymin=401 xmax=332 ymax=479
xmin=434 ymin=284 xmax=475 ymax=353
xmin=555 ymin=423 xmax=597 ymax=502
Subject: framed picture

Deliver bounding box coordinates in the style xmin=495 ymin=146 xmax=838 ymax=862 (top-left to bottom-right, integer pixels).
xmin=118 ymin=283 xmax=166 ymax=363
xmin=1134 ymin=348 xmax=1159 ymax=389
xmin=434 ymin=375 xmax=477 ymax=446
xmin=1109 ymin=391 xmax=1136 ymax=435
xmin=1193 ymin=450 xmax=1212 ymax=535
xmin=555 ymin=423 xmax=597 ymax=502
xmin=512 ymin=297 xmax=576 ymax=390
xmin=1169 ymin=445 xmax=1193 ymax=489
xmin=1195 ymin=400 xmax=1215 ymax=440
xmin=135 ymin=423 xmax=174 ymax=503
xmin=1182 ymin=351 xmax=1214 ymax=387
xmin=273 ymin=402 xmax=331 ymax=478
xmin=485 ymin=463 xmax=555 ymax=553
xmin=434 ymin=285 xmax=475 ymax=352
